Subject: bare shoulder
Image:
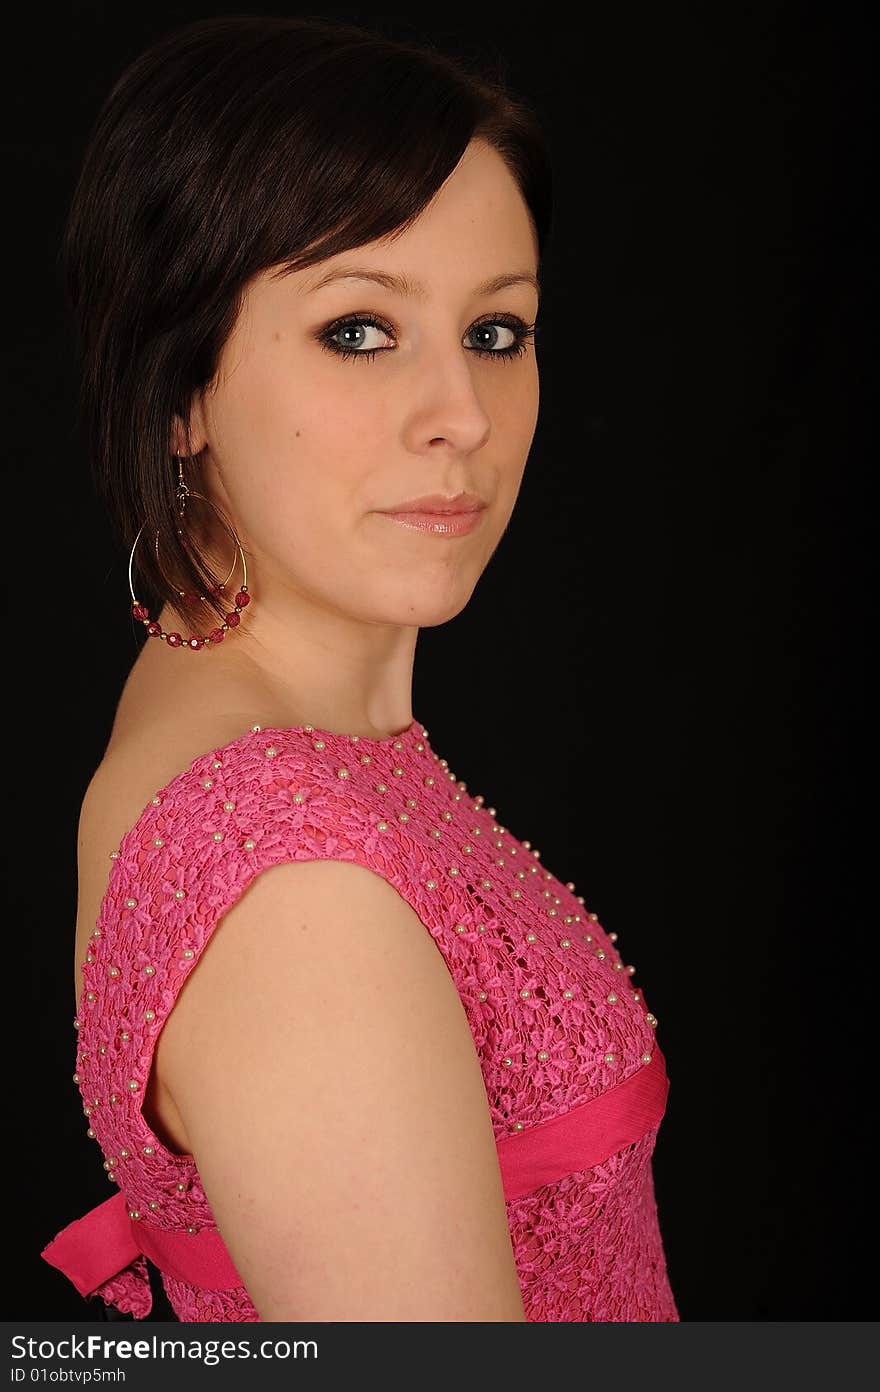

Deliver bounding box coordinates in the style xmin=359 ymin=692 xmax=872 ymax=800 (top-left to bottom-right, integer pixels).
xmin=72 ymin=677 xmax=270 ymax=1008
xmin=79 ymin=647 xmax=279 ymax=866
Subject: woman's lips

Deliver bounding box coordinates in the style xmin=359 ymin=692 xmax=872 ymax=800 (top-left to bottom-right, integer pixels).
xmin=376 ymin=508 xmax=486 ymax=535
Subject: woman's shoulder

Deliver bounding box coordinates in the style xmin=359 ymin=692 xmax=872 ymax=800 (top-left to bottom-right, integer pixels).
xmin=73 ymin=652 xmax=423 ymax=989
xmin=83 ymin=647 xmax=300 ymax=845
xmin=73 ymin=663 xmax=293 ymax=998
xmin=76 ymin=685 xmax=390 ymax=938
xmin=81 ymin=712 xmax=262 ymax=852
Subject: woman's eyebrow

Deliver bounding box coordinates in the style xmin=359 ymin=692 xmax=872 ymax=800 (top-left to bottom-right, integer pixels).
xmin=300 ymin=267 xmax=541 ymax=300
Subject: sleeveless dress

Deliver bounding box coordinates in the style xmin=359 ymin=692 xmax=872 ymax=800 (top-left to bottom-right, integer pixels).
xmin=42 ymin=718 xmax=679 ymax=1322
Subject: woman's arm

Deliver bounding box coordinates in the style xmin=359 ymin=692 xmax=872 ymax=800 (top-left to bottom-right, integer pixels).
xmin=155 ymin=856 xmax=527 ymax=1321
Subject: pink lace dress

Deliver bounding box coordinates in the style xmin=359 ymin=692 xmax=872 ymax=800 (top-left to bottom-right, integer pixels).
xmin=43 ymin=718 xmax=679 ymax=1321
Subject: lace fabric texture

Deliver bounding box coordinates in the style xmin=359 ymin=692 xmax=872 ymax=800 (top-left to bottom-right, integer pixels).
xmin=70 ymin=719 xmax=678 ymax=1321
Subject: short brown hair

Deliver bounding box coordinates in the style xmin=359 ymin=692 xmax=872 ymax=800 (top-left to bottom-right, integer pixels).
xmin=60 ymin=13 xmax=553 ymax=639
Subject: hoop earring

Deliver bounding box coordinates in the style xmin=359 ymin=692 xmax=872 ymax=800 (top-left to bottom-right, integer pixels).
xmin=128 ymin=451 xmax=251 ymax=650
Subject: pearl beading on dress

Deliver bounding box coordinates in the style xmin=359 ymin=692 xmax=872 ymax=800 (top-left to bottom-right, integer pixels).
xmin=71 ymin=717 xmax=676 ymax=1323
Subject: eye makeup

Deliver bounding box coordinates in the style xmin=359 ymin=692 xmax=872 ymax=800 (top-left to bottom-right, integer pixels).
xmin=315 ymin=311 xmax=538 ymax=363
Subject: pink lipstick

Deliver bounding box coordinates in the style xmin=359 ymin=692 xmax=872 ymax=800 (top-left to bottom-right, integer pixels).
xmin=376 ymin=490 xmax=487 ymax=536
xmin=378 ymin=509 xmax=485 ymax=535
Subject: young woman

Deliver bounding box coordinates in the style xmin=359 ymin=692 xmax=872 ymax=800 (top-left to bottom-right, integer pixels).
xmin=42 ymin=13 xmax=678 ymax=1322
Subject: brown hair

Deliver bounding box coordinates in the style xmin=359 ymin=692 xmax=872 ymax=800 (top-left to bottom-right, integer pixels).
xmin=60 ymin=13 xmax=553 ymax=638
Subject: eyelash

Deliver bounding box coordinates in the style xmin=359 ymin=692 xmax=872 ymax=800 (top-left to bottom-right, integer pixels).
xmin=316 ymin=312 xmax=538 ymax=364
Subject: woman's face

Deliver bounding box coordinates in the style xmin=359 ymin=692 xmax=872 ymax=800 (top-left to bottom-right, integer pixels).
xmin=185 ymin=138 xmax=540 ymax=631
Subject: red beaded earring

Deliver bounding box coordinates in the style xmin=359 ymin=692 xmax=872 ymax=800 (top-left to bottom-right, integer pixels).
xmin=128 ymin=451 xmax=251 ymax=650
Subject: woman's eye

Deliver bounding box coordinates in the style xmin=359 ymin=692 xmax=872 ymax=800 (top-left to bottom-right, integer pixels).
xmin=324 ymin=320 xmax=394 ymax=357
xmin=468 ymin=323 xmax=517 ymax=353
xmin=317 ymin=314 xmax=537 ymax=363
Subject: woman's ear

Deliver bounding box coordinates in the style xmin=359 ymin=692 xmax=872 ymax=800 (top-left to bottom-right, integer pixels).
xmin=170 ymin=401 xmax=208 ymax=457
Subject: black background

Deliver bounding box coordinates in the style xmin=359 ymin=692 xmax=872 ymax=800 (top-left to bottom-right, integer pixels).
xmin=5 ymin=3 xmax=872 ymax=1320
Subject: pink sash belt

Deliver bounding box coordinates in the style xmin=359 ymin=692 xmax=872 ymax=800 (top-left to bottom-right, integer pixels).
xmin=42 ymin=1045 xmax=668 ymax=1299
xmin=41 ymin=1192 xmax=245 ymax=1297
xmin=496 ymin=1043 xmax=669 ymax=1201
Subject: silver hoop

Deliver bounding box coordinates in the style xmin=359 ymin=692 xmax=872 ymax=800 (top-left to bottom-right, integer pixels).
xmin=127 ymin=490 xmax=248 ymax=606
